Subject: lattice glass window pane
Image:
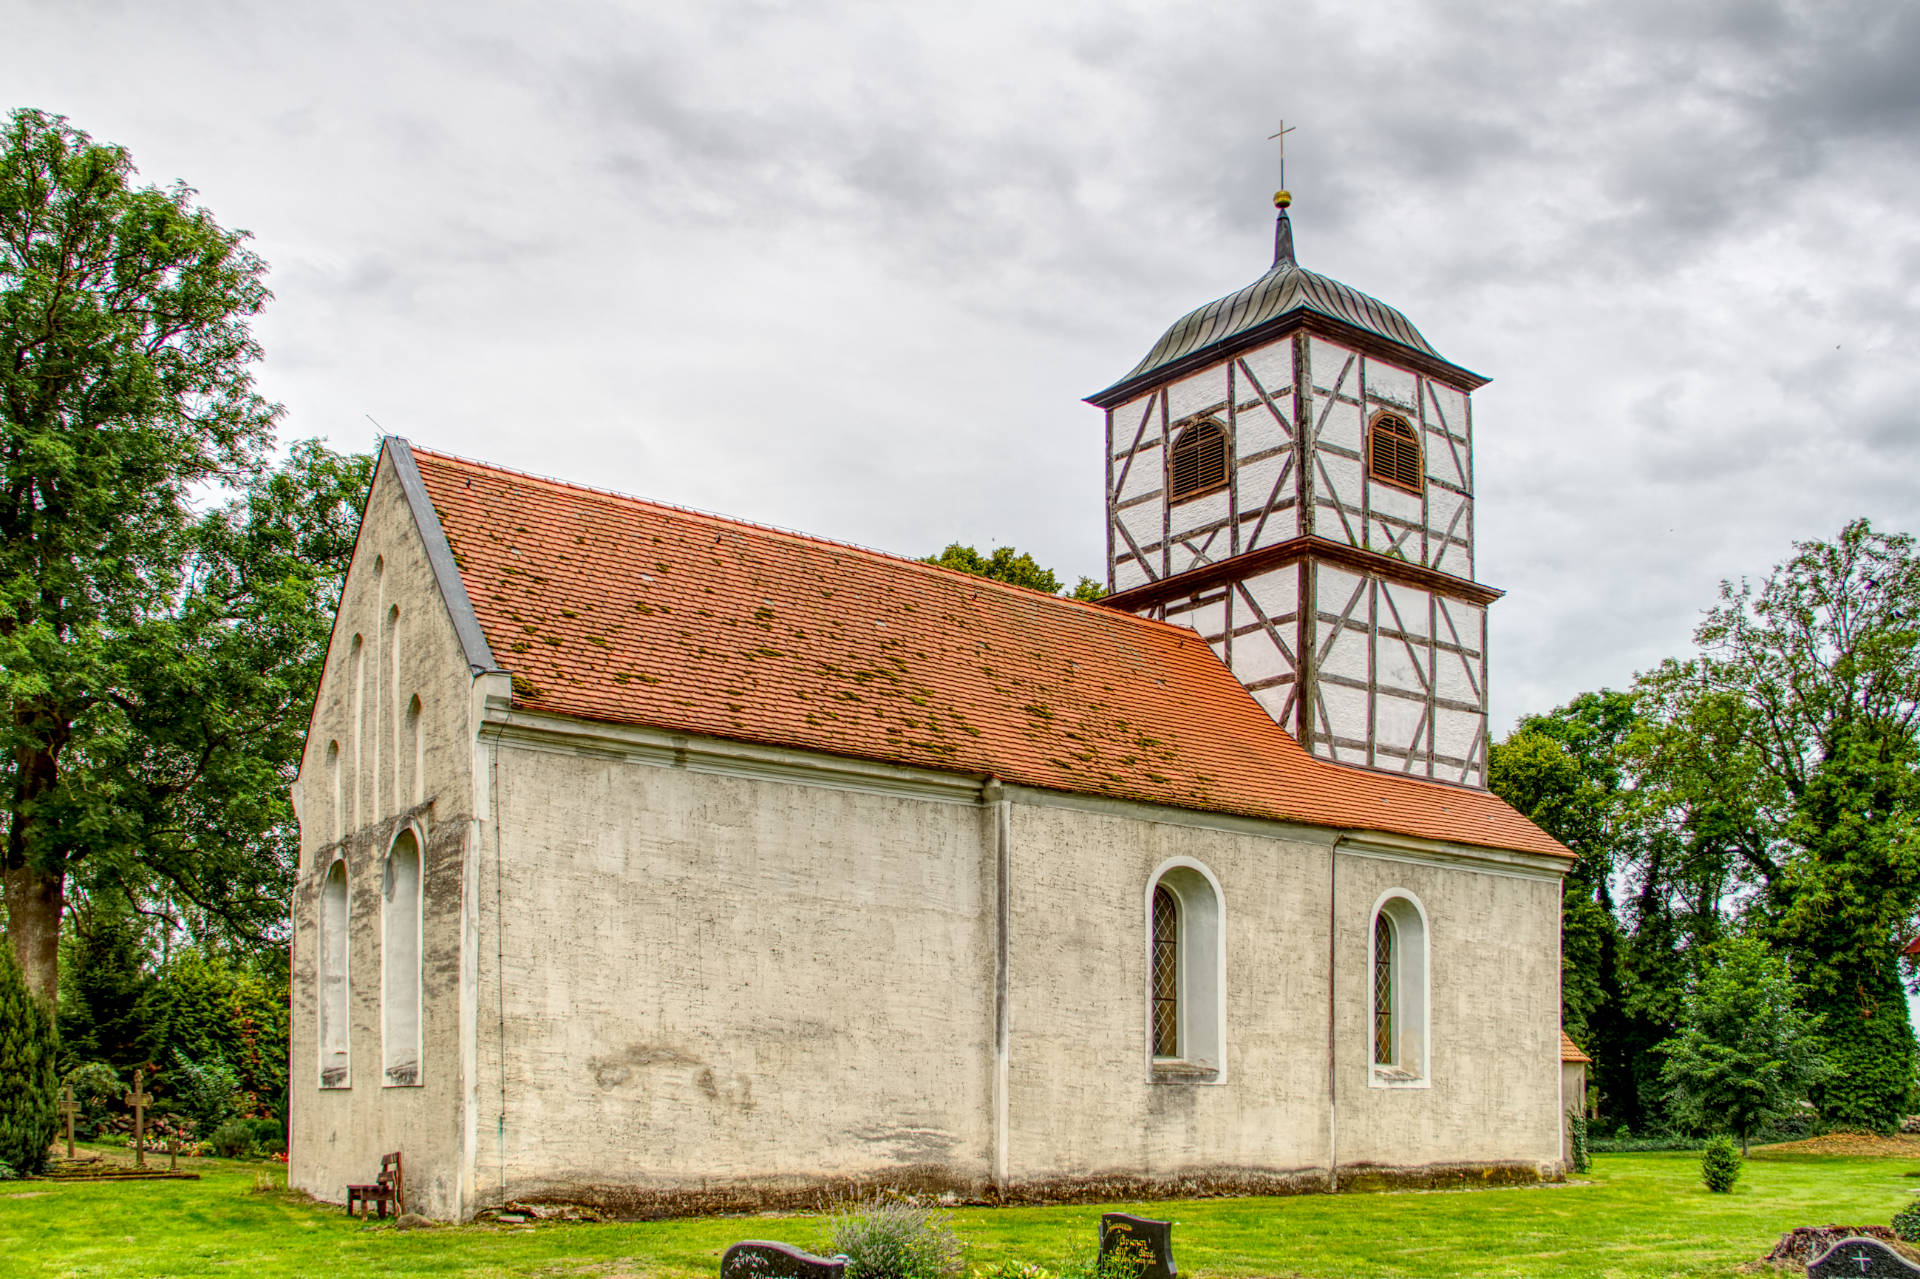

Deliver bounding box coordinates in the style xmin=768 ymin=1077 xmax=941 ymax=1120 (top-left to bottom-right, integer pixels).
xmin=1373 ymin=912 xmax=1394 ymax=1066
xmin=1152 ymin=886 xmax=1179 ymax=1057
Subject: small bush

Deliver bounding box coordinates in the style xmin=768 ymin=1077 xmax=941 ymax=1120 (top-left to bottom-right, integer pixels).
xmin=828 ymin=1198 xmax=964 ymax=1279
xmin=1893 ymin=1199 xmax=1920 ymax=1242
xmin=208 ymin=1117 xmax=258 ymax=1159
xmin=247 ymin=1116 xmax=286 ymax=1153
xmin=0 ymin=1159 xmax=17 ymax=1181
xmin=1701 ymin=1135 xmax=1742 ymax=1193
xmin=60 ymin=1062 xmax=123 ymax=1139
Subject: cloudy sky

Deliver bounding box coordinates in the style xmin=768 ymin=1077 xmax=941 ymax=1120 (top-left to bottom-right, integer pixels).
xmin=9 ymin=0 xmax=1919 ymax=730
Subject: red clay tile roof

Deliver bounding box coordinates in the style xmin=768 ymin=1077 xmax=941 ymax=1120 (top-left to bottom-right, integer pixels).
xmin=408 ymin=445 xmax=1568 ymax=860
xmin=1561 ymin=1032 xmax=1591 ymax=1064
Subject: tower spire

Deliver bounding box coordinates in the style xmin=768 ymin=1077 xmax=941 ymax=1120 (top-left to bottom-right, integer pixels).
xmin=1266 ymin=120 xmax=1297 ymax=268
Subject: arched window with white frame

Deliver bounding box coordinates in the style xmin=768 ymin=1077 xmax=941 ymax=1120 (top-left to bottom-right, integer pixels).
xmin=1144 ymin=860 xmax=1227 ymax=1081
xmin=319 ymin=859 xmax=350 ymax=1088
xmin=1369 ymin=892 xmax=1430 ymax=1085
xmin=383 ymin=828 xmax=423 ymax=1086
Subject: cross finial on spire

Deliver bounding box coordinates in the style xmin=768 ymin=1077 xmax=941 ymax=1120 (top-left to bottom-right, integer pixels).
xmin=1267 ymin=120 xmax=1297 ymax=197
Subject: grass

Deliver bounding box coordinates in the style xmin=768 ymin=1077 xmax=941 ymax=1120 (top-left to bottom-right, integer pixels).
xmin=5 ymin=1144 xmax=1919 ymax=1279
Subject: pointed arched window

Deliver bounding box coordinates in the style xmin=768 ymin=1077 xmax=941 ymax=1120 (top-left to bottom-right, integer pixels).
xmin=1368 ymin=414 xmax=1423 ymax=491
xmin=1168 ymin=419 xmax=1229 ymax=503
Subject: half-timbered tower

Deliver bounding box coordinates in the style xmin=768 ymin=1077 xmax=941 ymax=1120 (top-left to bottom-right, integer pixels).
xmin=1091 ymin=195 xmax=1496 ymax=786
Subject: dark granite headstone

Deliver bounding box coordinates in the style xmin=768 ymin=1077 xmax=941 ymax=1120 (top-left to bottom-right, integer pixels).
xmin=1808 ymin=1237 xmax=1920 ymax=1278
xmin=722 ymin=1242 xmax=849 ymax=1279
xmin=1100 ymin=1213 xmax=1177 ymax=1279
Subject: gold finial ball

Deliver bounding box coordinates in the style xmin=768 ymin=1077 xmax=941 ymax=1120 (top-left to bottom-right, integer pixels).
xmin=1273 ymin=190 xmax=1292 ymax=209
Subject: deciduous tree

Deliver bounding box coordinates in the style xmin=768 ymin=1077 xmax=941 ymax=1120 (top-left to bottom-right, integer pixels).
xmin=1635 ymin=519 xmax=1920 ymax=1130
xmin=0 ymin=109 xmax=370 ymax=1003
xmin=1659 ymin=933 xmax=1827 ymax=1154
xmin=923 ymin=543 xmax=1105 ymax=601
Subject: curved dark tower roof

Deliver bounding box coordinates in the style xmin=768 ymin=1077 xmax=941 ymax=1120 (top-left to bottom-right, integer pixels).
xmin=1088 ymin=198 xmax=1483 ymax=407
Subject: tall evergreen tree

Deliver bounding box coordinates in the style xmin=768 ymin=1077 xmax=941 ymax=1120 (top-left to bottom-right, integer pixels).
xmin=0 ymin=941 xmax=56 ymax=1174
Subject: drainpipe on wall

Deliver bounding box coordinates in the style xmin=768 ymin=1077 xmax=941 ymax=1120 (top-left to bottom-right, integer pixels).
xmin=1327 ymin=834 xmax=1350 ymax=1193
xmin=985 ymin=777 xmax=1012 ymax=1191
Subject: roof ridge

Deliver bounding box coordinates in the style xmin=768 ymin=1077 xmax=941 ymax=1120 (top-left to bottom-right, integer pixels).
xmin=406 ymin=441 xmax=1199 ymax=636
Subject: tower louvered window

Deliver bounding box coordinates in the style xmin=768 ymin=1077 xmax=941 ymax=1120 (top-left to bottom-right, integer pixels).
xmin=1372 ymin=912 xmax=1395 ymax=1066
xmin=1369 ymin=415 xmax=1422 ymax=491
xmin=1151 ymin=886 xmax=1179 ymax=1057
xmin=1168 ymin=420 xmax=1229 ymax=503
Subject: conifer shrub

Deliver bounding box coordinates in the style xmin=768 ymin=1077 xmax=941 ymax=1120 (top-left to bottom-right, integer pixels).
xmin=1892 ymin=1198 xmax=1920 ymax=1242
xmin=0 ymin=944 xmax=58 ymax=1175
xmin=171 ymin=1053 xmax=241 ymax=1135
xmin=1700 ymin=1135 xmax=1742 ymax=1193
xmin=828 ymin=1198 xmax=964 ymax=1279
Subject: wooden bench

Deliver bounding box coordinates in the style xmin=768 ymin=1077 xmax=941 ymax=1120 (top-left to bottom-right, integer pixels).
xmin=346 ymin=1152 xmax=403 ymax=1219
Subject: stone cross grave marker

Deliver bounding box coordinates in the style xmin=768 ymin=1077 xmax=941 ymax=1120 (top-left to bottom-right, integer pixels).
xmin=1100 ymin=1213 xmax=1178 ymax=1279
xmin=720 ymin=1241 xmax=848 ymax=1279
xmin=1808 ymin=1236 xmax=1920 ymax=1278
xmin=123 ymin=1068 xmax=153 ymax=1169
xmin=57 ymin=1086 xmax=79 ymax=1160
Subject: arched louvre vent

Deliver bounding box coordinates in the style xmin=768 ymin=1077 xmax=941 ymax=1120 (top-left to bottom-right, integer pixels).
xmin=1168 ymin=420 xmax=1229 ymax=502
xmin=1369 ymin=415 xmax=1423 ymax=491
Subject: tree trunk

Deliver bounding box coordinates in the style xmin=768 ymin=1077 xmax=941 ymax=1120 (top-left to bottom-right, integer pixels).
xmin=1740 ymin=1129 xmax=1749 ymax=1158
xmin=1 ymin=862 xmax=63 ymax=1005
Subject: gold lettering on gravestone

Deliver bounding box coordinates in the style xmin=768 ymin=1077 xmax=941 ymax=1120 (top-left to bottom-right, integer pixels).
xmin=57 ymin=1086 xmax=79 ymax=1160
xmin=123 ymin=1069 xmax=154 ymax=1169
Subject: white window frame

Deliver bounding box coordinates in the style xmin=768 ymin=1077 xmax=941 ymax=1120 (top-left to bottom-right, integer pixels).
xmin=1143 ymin=857 xmax=1228 ymax=1084
xmin=1368 ymin=889 xmax=1431 ymax=1088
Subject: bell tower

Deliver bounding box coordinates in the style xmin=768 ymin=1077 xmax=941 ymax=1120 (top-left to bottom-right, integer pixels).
xmin=1088 ymin=190 xmax=1500 ymax=787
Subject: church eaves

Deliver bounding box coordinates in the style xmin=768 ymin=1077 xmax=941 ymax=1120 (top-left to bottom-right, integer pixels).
xmin=1088 ymin=202 xmax=1484 ymax=407
xmin=403 ymin=442 xmax=1566 ymax=860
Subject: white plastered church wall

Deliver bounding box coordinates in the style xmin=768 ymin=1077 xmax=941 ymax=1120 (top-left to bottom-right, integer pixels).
xmin=1000 ymin=796 xmax=1564 ymax=1185
xmin=289 ymin=449 xmax=484 ymax=1221
xmin=469 ymin=727 xmax=998 ymax=1209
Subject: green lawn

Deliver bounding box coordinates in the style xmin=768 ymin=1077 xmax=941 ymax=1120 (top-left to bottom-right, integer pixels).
xmin=6 ymin=1147 xmax=1915 ymax=1279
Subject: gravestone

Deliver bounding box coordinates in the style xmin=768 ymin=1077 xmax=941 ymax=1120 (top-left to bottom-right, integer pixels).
xmin=122 ymin=1069 xmax=153 ymax=1170
xmin=1100 ymin=1213 xmax=1177 ymax=1279
xmin=721 ymin=1241 xmax=848 ymax=1279
xmin=1807 ymin=1237 xmax=1920 ymax=1278
xmin=57 ymin=1086 xmax=79 ymax=1160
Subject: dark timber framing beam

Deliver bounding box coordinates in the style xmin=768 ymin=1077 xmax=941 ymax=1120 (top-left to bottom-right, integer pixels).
xmin=1100 ymin=533 xmax=1504 ymax=615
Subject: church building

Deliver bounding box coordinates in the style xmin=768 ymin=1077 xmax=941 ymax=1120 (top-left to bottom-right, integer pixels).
xmin=288 ymin=192 xmax=1572 ymax=1221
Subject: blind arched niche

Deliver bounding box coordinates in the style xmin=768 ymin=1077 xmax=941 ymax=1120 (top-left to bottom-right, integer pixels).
xmin=383 ymin=829 xmax=423 ymax=1086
